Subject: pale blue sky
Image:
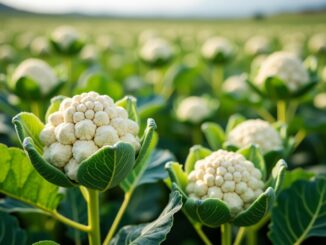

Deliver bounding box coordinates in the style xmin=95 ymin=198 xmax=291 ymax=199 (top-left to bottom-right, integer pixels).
xmin=1 ymin=0 xmax=325 ymax=17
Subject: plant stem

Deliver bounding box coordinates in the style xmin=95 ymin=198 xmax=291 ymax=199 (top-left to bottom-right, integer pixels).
xmin=234 ymin=227 xmax=246 ymax=245
xmin=193 ymin=223 xmax=213 ymax=245
xmin=52 ymin=211 xmax=90 ymax=232
xmin=212 ymin=65 xmax=224 ymax=96
xmin=294 ymin=129 xmax=306 ymax=149
xmin=87 ymin=189 xmax=101 ymax=245
xmin=254 ymin=107 xmax=275 ymax=123
xmin=192 ymin=125 xmax=203 ymax=145
xmin=247 ymin=229 xmax=257 ymax=245
xmin=277 ymin=100 xmax=287 ymax=123
xmin=103 ymin=192 xmax=132 ymax=245
xmin=31 ymin=101 xmax=40 ymax=118
xmin=221 ymin=223 xmax=232 ymax=245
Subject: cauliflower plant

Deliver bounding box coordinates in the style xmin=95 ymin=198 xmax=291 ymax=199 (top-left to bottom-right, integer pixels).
xmin=201 ymin=36 xmax=233 ymax=63
xmin=227 ymin=119 xmax=282 ymax=154
xmin=0 ymin=44 xmax=15 ymax=63
xmin=223 ymin=74 xmax=249 ymax=95
xmin=30 ymin=36 xmax=50 ymax=56
xmin=166 ymin=145 xmax=287 ymax=227
xmin=186 ymin=150 xmax=264 ymax=215
xmin=255 ymin=51 xmax=309 ymax=92
xmin=139 ymin=38 xmax=174 ymax=66
xmin=80 ymin=44 xmax=99 ymax=63
xmin=40 ymin=91 xmax=140 ymax=181
xmin=308 ymin=33 xmax=326 ymax=54
xmin=244 ymin=35 xmax=271 ymax=56
xmin=11 ymin=58 xmax=59 ymax=96
xmin=176 ymin=96 xmax=216 ymax=124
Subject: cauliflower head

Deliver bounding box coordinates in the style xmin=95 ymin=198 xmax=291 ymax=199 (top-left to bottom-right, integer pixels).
xmin=223 ymin=74 xmax=249 ymax=94
xmin=308 ymin=33 xmax=326 ymax=54
xmin=176 ymin=96 xmax=213 ymax=124
xmin=255 ymin=51 xmax=309 ymax=92
xmin=244 ymin=35 xmax=271 ymax=56
xmin=140 ymin=38 xmax=173 ymax=64
xmin=186 ymin=149 xmax=264 ymax=215
xmin=11 ymin=58 xmax=58 ymax=95
xmin=227 ymin=119 xmax=282 ymax=154
xmin=39 ymin=91 xmax=140 ymax=181
xmin=201 ymin=37 xmax=233 ymax=61
xmin=51 ymin=25 xmax=81 ymax=50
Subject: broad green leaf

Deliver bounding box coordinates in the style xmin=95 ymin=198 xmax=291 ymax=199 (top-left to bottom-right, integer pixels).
xmin=0 ymin=144 xmax=62 ymax=212
xmin=245 ymin=79 xmax=265 ymax=97
xmin=111 ymin=189 xmax=182 ymax=245
xmin=165 ymin=162 xmax=188 ymax=193
xmin=226 ymin=114 xmax=246 ymax=134
xmin=137 ymin=149 xmax=175 ymax=187
xmin=264 ymin=150 xmax=284 ymax=176
xmin=12 ymin=77 xmax=42 ymax=100
xmin=116 ymin=96 xmax=140 ymax=125
xmin=32 ymin=241 xmax=60 ymax=245
xmin=138 ymin=96 xmax=165 ymax=119
xmin=45 ymin=95 xmax=66 ymax=122
xmin=185 ymin=145 xmax=212 ymax=174
xmin=269 ymin=176 xmax=326 ymax=245
xmin=0 ymin=198 xmax=43 ymax=214
xmin=23 ymin=137 xmax=75 ymax=188
xmin=238 ymin=145 xmax=266 ymax=180
xmin=120 ymin=119 xmax=157 ymax=192
xmin=281 ymin=168 xmax=315 ymax=190
xmin=184 ymin=198 xmax=231 ymax=228
xmin=0 ymin=211 xmax=27 ymax=245
xmin=264 ymin=76 xmax=290 ymax=101
xmin=12 ymin=112 xmax=44 ymax=153
xmin=77 ymin=142 xmax=135 ymax=191
xmin=201 ymin=122 xmax=225 ymax=150
xmin=232 ymin=187 xmax=274 ymax=226
xmin=59 ymin=187 xmax=87 ymax=242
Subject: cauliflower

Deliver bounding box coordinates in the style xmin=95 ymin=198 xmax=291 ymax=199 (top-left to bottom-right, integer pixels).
xmin=39 ymin=92 xmax=140 ymax=181
xmin=140 ymin=38 xmax=173 ymax=64
xmin=30 ymin=36 xmax=50 ymax=56
xmin=223 ymin=74 xmax=249 ymax=94
xmin=11 ymin=58 xmax=59 ymax=95
xmin=0 ymin=44 xmax=15 ymax=62
xmin=201 ymin=36 xmax=233 ymax=61
xmin=80 ymin=44 xmax=98 ymax=63
xmin=244 ymin=35 xmax=271 ymax=56
xmin=308 ymin=33 xmax=326 ymax=54
xmin=176 ymin=96 xmax=213 ymax=124
xmin=51 ymin=25 xmax=81 ymax=50
xmin=227 ymin=119 xmax=282 ymax=154
xmin=186 ymin=150 xmax=264 ymax=215
xmin=314 ymin=93 xmax=326 ymax=110
xmin=255 ymin=51 xmax=309 ymax=92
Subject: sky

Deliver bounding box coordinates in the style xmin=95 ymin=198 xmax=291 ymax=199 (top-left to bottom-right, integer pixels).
xmin=1 ymin=0 xmax=325 ymax=18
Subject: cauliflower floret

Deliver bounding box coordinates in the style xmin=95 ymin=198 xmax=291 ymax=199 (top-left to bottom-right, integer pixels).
xmin=185 ymin=150 xmax=264 ymax=215
xmin=39 ymin=91 xmax=141 ymax=181
xmin=255 ymin=51 xmax=309 ymax=92
xmin=44 ymin=143 xmax=72 ymax=168
xmin=72 ymin=140 xmax=98 ymax=163
xmin=39 ymin=126 xmax=56 ymax=146
xmin=227 ymin=119 xmax=282 ymax=154
xmin=244 ymin=35 xmax=270 ymax=56
xmin=140 ymin=38 xmax=173 ymax=63
xmin=51 ymin=25 xmax=81 ymax=50
xmin=201 ymin=36 xmax=233 ymax=61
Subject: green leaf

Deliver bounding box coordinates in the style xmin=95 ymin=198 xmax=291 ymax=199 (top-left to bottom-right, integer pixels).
xmin=0 ymin=144 xmax=63 ymax=212
xmin=120 ymin=119 xmax=157 ymax=192
xmin=270 ymin=159 xmax=287 ymax=194
xmin=185 ymin=145 xmax=212 ymax=174
xmin=137 ymin=149 xmax=175 ymax=187
xmin=111 ymin=189 xmax=182 ymax=245
xmin=225 ymin=114 xmax=246 ymax=134
xmin=232 ymin=187 xmax=274 ymax=226
xmin=264 ymin=150 xmax=284 ymax=176
xmin=238 ymin=145 xmax=266 ymax=180
xmin=0 ymin=211 xmax=27 ymax=245
xmin=32 ymin=241 xmax=60 ymax=245
xmin=45 ymin=95 xmax=66 ymax=122
xmin=281 ymin=168 xmax=315 ymax=190
xmin=59 ymin=187 xmax=87 ymax=242
xmin=201 ymin=122 xmax=225 ymax=150
xmin=12 ymin=112 xmax=45 ymax=153
xmin=165 ymin=162 xmax=188 ymax=193
xmin=77 ymin=142 xmax=135 ymax=191
xmin=12 ymin=77 xmax=42 ymax=100
xmin=184 ymin=198 xmax=231 ymax=228
xmin=245 ymin=79 xmax=265 ymax=98
xmin=23 ymin=137 xmax=75 ymax=188
xmin=264 ymin=76 xmax=290 ymax=101
xmin=269 ymin=176 xmax=326 ymax=245
xmin=116 ymin=96 xmax=140 ymax=125
xmin=0 ymin=198 xmax=43 ymax=214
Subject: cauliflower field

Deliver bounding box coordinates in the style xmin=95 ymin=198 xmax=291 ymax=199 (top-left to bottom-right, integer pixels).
xmin=0 ymin=13 xmax=326 ymax=245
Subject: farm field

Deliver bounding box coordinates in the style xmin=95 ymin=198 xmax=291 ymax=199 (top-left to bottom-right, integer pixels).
xmin=0 ymin=11 xmax=326 ymax=245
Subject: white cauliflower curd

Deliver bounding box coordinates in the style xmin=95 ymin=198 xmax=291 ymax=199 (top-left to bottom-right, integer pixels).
xmin=227 ymin=119 xmax=282 ymax=154
xmin=80 ymin=44 xmax=98 ymax=62
xmin=11 ymin=58 xmax=59 ymax=95
xmin=186 ymin=150 xmax=264 ymax=215
xmin=244 ymin=35 xmax=270 ymax=56
xmin=51 ymin=25 xmax=81 ymax=50
xmin=223 ymin=74 xmax=249 ymax=94
xmin=176 ymin=96 xmax=213 ymax=124
xmin=140 ymin=38 xmax=173 ymax=64
xmin=201 ymin=36 xmax=233 ymax=61
xmin=39 ymin=92 xmax=140 ymax=181
xmin=30 ymin=36 xmax=50 ymax=56
xmin=308 ymin=33 xmax=326 ymax=54
xmin=255 ymin=51 xmax=309 ymax=92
